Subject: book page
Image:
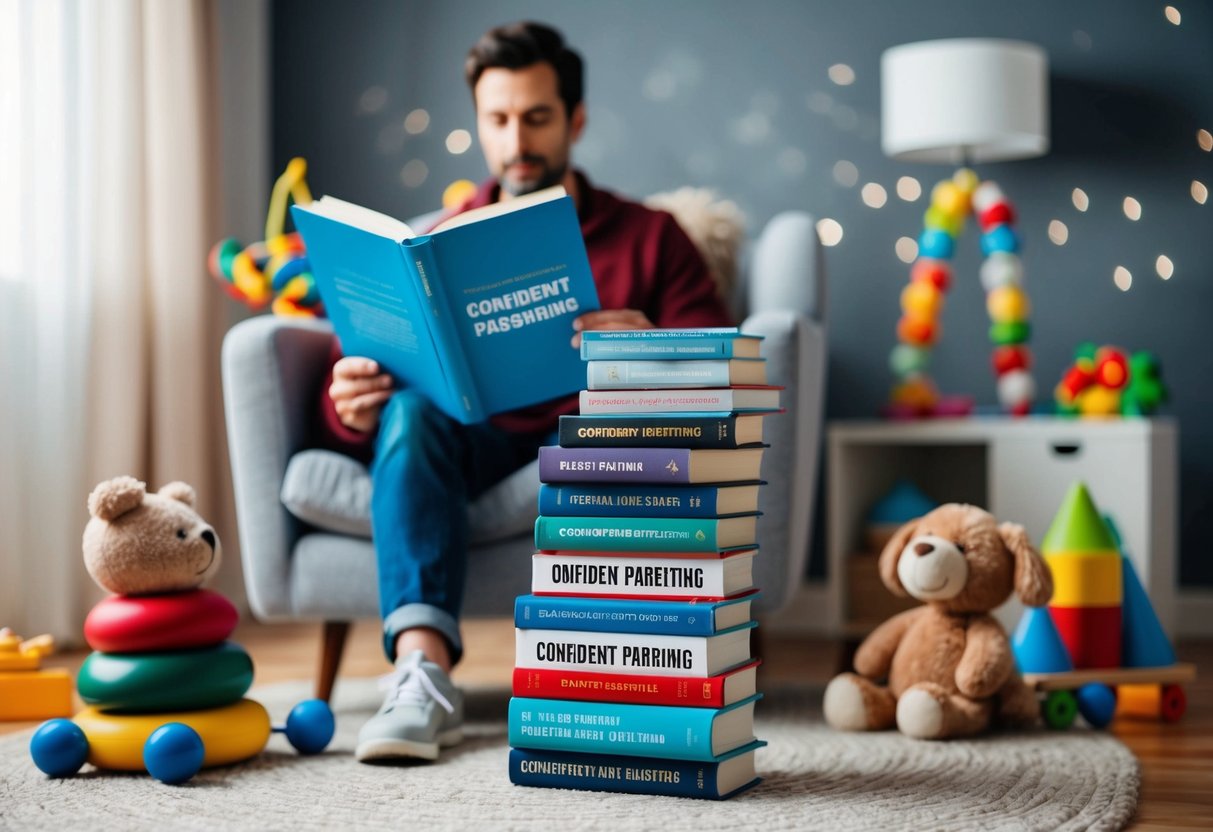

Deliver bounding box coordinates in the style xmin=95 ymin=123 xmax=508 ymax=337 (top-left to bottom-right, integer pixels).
xmin=297 ymin=196 xmax=415 ymax=240
xmin=429 ymin=185 xmax=566 ymax=234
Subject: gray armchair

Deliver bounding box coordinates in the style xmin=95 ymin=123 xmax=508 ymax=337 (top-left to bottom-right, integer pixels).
xmin=221 ymin=209 xmax=826 ymax=701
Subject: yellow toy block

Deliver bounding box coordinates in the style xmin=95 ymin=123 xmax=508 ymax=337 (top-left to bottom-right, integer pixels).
xmin=0 ymin=669 xmax=73 ymax=720
xmin=1044 ymin=551 xmax=1124 ymax=606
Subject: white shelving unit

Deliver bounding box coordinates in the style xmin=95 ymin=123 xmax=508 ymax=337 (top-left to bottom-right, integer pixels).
xmin=827 ymin=417 xmax=1178 ymax=637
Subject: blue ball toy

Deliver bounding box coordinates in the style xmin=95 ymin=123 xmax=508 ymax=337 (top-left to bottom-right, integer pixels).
xmin=283 ymin=699 xmax=336 ymax=755
xmin=143 ymin=723 xmax=205 ymax=784
xmin=918 ymin=228 xmax=955 ymax=260
xmin=30 ymin=719 xmax=89 ymax=777
xmin=980 ymin=224 xmax=1020 ymax=256
xmin=1075 ymin=683 xmax=1117 ymax=729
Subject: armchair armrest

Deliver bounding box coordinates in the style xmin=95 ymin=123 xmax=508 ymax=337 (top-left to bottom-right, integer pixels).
xmin=221 ymin=315 xmax=335 ymax=619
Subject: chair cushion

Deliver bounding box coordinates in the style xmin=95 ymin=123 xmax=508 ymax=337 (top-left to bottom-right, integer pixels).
xmin=280 ymin=449 xmax=539 ymax=545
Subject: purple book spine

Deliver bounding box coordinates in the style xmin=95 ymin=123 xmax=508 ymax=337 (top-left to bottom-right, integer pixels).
xmin=538 ymin=446 xmax=692 ymax=483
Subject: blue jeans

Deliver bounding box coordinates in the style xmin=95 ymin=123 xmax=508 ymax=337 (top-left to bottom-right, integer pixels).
xmin=370 ymin=389 xmax=546 ymax=664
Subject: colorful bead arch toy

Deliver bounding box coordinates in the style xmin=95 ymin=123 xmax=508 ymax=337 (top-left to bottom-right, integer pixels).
xmin=208 ymin=157 xmax=322 ymax=317
xmin=889 ymin=168 xmax=1035 ymax=417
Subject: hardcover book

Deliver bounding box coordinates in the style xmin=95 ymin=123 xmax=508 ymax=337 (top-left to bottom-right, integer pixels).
xmin=508 ymin=694 xmax=761 ymax=760
xmin=508 ymin=742 xmax=765 ymax=799
xmin=514 ymin=593 xmax=757 ymax=636
xmin=538 ymin=483 xmax=761 ymax=519
xmin=513 ymin=623 xmax=755 ymax=678
xmin=586 ymin=359 xmax=767 ymax=390
xmin=291 ymin=186 xmax=601 ymax=424
xmin=579 ymin=328 xmax=763 ymax=361
xmin=538 ymin=446 xmax=764 ymax=485
xmin=531 ymin=550 xmax=757 ymax=599
xmin=578 ymin=387 xmax=781 ymax=415
xmin=511 ymin=660 xmax=761 ymax=708
xmin=534 ymin=515 xmax=758 ymax=553
xmin=557 ymin=413 xmax=766 ymax=449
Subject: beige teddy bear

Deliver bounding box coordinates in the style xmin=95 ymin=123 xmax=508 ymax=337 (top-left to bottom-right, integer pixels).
xmin=824 ymin=503 xmax=1053 ymax=739
xmin=82 ymin=476 xmax=221 ymax=595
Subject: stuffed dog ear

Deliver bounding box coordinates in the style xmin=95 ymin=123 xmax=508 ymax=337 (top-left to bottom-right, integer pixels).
xmin=998 ymin=522 xmax=1053 ymax=607
xmin=878 ymin=519 xmax=918 ymax=597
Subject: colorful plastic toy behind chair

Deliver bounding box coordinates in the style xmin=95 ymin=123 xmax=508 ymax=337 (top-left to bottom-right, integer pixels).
xmin=207 ymin=157 xmax=323 ymax=317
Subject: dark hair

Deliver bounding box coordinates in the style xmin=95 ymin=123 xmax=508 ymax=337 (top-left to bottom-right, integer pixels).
xmin=465 ymin=21 xmax=583 ymax=118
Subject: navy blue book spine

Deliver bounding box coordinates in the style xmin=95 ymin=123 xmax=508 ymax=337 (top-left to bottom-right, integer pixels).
xmin=508 ymin=746 xmax=762 ymax=799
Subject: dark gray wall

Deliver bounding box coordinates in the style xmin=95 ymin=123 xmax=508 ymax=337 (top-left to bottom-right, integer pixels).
xmin=273 ymin=0 xmax=1213 ymax=586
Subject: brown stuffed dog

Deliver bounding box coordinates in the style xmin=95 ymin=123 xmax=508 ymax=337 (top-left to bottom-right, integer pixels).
xmin=823 ymin=503 xmax=1052 ymax=739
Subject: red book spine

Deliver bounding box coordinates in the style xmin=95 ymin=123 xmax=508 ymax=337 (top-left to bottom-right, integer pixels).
xmin=512 ymin=662 xmax=757 ymax=707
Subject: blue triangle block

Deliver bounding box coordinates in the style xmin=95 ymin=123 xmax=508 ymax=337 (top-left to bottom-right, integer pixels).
xmin=1121 ymin=554 xmax=1176 ymax=668
xmin=1012 ymin=606 xmax=1074 ymax=674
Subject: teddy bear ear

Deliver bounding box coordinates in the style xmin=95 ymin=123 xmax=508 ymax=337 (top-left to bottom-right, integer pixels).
xmin=157 ymin=481 xmax=197 ymax=507
xmin=88 ymin=476 xmax=146 ymax=521
xmin=999 ymin=522 xmax=1054 ymax=607
xmin=877 ymin=518 xmax=918 ymax=597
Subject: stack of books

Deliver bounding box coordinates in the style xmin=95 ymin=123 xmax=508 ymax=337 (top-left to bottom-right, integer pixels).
xmin=508 ymin=328 xmax=781 ymax=800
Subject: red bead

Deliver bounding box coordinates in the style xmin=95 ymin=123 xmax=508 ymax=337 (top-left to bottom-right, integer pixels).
xmin=1095 ymin=350 xmax=1130 ymax=390
xmin=897 ymin=316 xmax=938 ymax=346
xmin=1060 ymin=365 xmax=1096 ymax=399
xmin=992 ymin=344 xmax=1032 ymax=375
xmin=911 ymin=259 xmax=952 ymax=292
xmin=978 ymin=202 xmax=1016 ymax=231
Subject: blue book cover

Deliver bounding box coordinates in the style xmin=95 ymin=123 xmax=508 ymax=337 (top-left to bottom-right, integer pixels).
xmin=508 ymin=742 xmax=766 ymax=799
xmin=514 ymin=593 xmax=758 ymax=636
xmin=538 ymin=482 xmax=762 ymax=519
xmin=580 ymin=328 xmax=764 ymax=361
xmin=291 ymin=187 xmax=600 ymax=424
xmin=508 ymin=694 xmax=761 ymax=761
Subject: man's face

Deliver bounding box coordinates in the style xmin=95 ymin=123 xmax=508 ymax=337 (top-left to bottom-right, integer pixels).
xmin=474 ymin=62 xmax=585 ymax=197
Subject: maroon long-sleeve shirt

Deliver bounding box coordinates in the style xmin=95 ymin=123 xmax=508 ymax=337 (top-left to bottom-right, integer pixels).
xmin=317 ymin=171 xmax=733 ymax=460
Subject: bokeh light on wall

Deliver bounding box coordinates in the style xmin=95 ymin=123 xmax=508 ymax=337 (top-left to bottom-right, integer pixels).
xmin=446 ymin=129 xmax=472 ymax=154
xmin=895 ymin=236 xmax=918 ymax=263
xmin=861 ymin=182 xmax=888 ymax=208
xmin=404 ymin=109 xmax=430 ymax=135
xmin=400 ymin=159 xmax=428 ymax=188
xmin=1192 ymin=180 xmax=1208 ymax=205
xmin=1156 ymin=255 xmax=1174 ymax=280
xmin=816 ymin=218 xmax=844 ymax=246
xmin=1199 ymin=129 xmax=1213 ymax=152
xmin=1072 ymin=188 xmax=1090 ymax=212
xmin=1048 ymin=219 xmax=1069 ymax=245
xmin=828 ymin=63 xmax=855 ymax=86
xmin=359 ymin=86 xmax=387 ymax=114
xmin=896 ymin=176 xmax=921 ymax=201
xmin=777 ymin=147 xmax=807 ymax=176
xmin=1114 ymin=266 xmax=1132 ymax=292
xmin=832 ymin=160 xmax=858 ymax=187
xmin=1123 ymin=196 xmax=1142 ymax=221
xmin=1165 ymin=5 xmax=1181 ymax=25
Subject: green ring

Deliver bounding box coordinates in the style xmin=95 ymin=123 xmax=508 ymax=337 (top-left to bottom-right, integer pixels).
xmin=78 ymin=642 xmax=253 ymax=713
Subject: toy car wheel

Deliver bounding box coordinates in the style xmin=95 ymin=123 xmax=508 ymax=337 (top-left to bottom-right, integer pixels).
xmin=143 ymin=722 xmax=205 ymax=784
xmin=1160 ymin=684 xmax=1187 ymax=722
xmin=284 ymin=698 xmax=336 ymax=755
xmin=1043 ymin=689 xmax=1078 ymax=729
xmin=29 ymin=719 xmax=89 ymax=777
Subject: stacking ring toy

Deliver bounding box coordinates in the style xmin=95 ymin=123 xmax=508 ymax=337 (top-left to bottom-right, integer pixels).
xmin=84 ymin=589 xmax=238 ymax=653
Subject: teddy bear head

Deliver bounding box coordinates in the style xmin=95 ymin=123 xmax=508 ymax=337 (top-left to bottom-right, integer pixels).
xmin=82 ymin=476 xmax=221 ymax=595
xmin=877 ymin=503 xmax=1052 ymax=614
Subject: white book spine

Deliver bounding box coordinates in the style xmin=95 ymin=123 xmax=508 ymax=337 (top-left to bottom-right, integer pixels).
xmin=579 ymin=389 xmax=738 ymax=414
xmin=514 ymin=627 xmax=711 ymax=677
xmin=587 ymin=360 xmax=731 ymax=390
xmin=531 ymin=554 xmax=730 ymax=597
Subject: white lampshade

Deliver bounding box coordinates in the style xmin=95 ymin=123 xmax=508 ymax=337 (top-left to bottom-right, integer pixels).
xmin=881 ymin=38 xmax=1049 ymax=164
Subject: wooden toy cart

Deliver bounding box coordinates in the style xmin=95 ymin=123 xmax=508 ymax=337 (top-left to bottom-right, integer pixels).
xmin=1023 ymin=663 xmax=1196 ymax=729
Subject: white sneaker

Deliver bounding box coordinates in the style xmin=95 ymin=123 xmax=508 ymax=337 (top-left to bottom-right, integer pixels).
xmin=355 ymin=650 xmax=464 ymax=762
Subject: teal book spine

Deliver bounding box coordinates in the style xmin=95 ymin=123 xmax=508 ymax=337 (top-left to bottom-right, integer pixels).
xmin=534 ymin=516 xmax=747 ymax=553
xmin=580 ymin=329 xmax=762 ymax=360
xmin=508 ymin=695 xmax=760 ymax=761
xmin=403 ymin=236 xmax=485 ymax=422
xmin=587 ymin=359 xmax=736 ymax=389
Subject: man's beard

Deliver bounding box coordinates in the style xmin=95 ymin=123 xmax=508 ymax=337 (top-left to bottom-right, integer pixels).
xmin=500 ymin=154 xmax=568 ymax=197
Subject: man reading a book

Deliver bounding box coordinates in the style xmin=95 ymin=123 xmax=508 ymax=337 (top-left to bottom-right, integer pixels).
xmin=319 ymin=20 xmax=733 ymax=763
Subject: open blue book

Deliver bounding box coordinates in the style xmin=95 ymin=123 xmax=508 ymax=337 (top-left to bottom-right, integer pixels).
xmin=292 ymin=187 xmax=600 ymax=424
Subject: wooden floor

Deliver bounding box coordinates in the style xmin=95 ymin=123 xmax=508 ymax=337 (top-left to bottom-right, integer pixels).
xmin=7 ymin=620 xmax=1210 ymax=829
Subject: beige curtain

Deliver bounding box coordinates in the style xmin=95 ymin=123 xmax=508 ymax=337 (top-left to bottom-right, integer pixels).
xmin=1 ymin=0 xmax=241 ymax=643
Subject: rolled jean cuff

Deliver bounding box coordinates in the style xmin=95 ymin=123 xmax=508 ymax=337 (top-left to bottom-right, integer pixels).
xmin=382 ymin=603 xmax=464 ymax=665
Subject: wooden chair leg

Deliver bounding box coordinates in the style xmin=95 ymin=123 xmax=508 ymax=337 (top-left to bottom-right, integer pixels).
xmin=317 ymin=620 xmax=350 ymax=703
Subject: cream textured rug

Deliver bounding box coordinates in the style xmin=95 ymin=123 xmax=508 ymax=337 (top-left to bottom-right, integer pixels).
xmin=1 ymin=679 xmax=1139 ymax=831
